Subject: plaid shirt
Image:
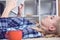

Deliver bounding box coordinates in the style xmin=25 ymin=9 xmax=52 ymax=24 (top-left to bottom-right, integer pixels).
xmin=0 ymin=17 xmax=42 ymax=39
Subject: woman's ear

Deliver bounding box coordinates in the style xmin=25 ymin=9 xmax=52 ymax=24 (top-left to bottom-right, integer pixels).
xmin=48 ymin=26 xmax=56 ymax=31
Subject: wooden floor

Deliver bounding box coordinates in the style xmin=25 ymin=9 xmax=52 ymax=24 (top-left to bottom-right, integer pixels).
xmin=1 ymin=38 xmax=60 ymax=40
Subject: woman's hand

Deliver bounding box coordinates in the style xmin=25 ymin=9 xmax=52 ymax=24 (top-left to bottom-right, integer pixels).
xmin=17 ymin=4 xmax=23 ymax=17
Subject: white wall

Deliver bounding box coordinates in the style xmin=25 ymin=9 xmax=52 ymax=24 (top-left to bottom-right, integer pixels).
xmin=40 ymin=0 xmax=56 ymax=15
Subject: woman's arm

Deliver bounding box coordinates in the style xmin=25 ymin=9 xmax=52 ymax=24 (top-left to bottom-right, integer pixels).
xmin=1 ymin=0 xmax=17 ymax=17
xmin=1 ymin=6 xmax=11 ymax=17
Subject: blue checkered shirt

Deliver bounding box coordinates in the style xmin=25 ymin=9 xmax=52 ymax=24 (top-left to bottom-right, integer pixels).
xmin=0 ymin=17 xmax=42 ymax=39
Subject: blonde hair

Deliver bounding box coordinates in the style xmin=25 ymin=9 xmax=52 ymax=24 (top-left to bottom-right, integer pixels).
xmin=56 ymin=19 xmax=60 ymax=34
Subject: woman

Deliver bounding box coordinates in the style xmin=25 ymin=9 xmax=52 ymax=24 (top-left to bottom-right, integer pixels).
xmin=1 ymin=0 xmax=60 ymax=39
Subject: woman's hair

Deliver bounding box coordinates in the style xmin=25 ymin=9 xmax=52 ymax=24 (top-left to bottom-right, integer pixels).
xmin=56 ymin=19 xmax=60 ymax=34
xmin=0 ymin=3 xmax=4 ymax=16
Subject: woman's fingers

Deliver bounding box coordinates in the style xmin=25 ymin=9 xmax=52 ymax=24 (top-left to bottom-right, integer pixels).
xmin=17 ymin=6 xmax=21 ymax=17
xmin=17 ymin=4 xmax=23 ymax=17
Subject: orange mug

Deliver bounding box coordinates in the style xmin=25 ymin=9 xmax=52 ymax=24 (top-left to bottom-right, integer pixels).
xmin=5 ymin=30 xmax=22 ymax=40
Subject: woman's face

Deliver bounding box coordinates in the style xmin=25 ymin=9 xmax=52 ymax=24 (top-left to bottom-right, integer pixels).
xmin=41 ymin=16 xmax=60 ymax=33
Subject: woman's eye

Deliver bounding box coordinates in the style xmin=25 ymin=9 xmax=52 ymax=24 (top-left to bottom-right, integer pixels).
xmin=50 ymin=16 xmax=54 ymax=19
xmin=51 ymin=17 xmax=53 ymax=19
